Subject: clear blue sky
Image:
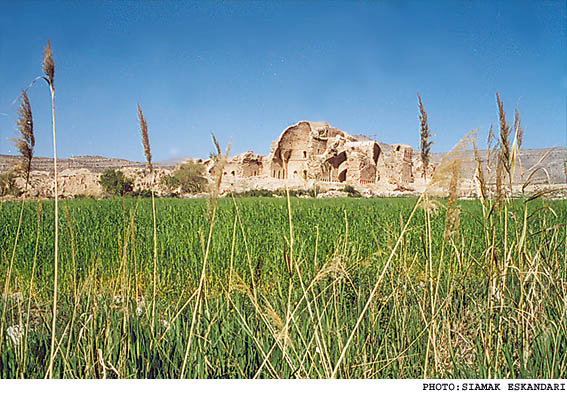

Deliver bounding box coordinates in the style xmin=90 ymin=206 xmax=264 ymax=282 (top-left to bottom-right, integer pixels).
xmin=0 ymin=1 xmax=565 ymax=162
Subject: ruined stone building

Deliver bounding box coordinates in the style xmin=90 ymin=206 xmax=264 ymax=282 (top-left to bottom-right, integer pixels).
xmin=208 ymin=121 xmax=415 ymax=186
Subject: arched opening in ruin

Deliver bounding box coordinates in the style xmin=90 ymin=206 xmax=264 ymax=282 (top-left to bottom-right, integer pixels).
xmin=373 ymin=144 xmax=380 ymax=164
xmin=338 ymin=169 xmax=347 ymax=182
xmin=231 ymin=171 xmax=235 ymax=177
xmin=303 ymin=170 xmax=307 ymax=180
xmin=303 ymin=151 xmax=307 ymax=159
xmin=396 ymin=146 xmax=401 ymax=152
xmin=321 ymin=151 xmax=347 ymax=182
xmin=293 ymin=170 xmax=298 ymax=178
xmin=327 ymin=151 xmax=347 ymax=169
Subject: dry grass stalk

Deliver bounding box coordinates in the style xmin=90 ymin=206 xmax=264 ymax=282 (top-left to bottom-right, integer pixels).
xmin=137 ymin=104 xmax=152 ymax=173
xmin=12 ymin=91 xmax=35 ymax=183
xmin=136 ymin=104 xmax=158 ymax=336
xmin=42 ymin=39 xmax=59 ymax=379
xmin=418 ymin=94 xmax=433 ymax=180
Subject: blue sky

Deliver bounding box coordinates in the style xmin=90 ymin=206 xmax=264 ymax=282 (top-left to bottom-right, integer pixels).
xmin=0 ymin=1 xmax=565 ymax=162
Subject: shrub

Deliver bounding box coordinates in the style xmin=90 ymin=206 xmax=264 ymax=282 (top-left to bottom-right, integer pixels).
xmin=161 ymin=174 xmax=180 ymax=190
xmin=0 ymin=172 xmax=22 ymax=197
xmin=171 ymin=160 xmax=207 ymax=193
xmin=99 ymin=169 xmax=133 ymax=196
xmin=342 ymin=184 xmax=361 ymax=197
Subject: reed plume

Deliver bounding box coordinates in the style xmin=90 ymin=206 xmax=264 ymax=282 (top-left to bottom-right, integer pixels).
xmin=137 ymin=104 xmax=152 ymax=173
xmin=473 ymin=142 xmax=487 ymax=201
xmin=418 ymin=94 xmax=433 ymax=181
xmin=486 ymin=124 xmax=495 ymax=173
xmin=513 ymin=109 xmax=524 ymax=150
xmin=496 ymin=93 xmax=511 ymax=182
xmin=42 ymin=40 xmax=54 ymax=87
xmin=12 ymin=91 xmax=35 ymax=183
xmin=212 ymin=132 xmax=221 ymax=157
xmin=210 ymin=132 xmax=231 ymax=199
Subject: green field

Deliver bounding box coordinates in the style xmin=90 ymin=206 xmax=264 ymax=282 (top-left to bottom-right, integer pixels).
xmin=0 ymin=196 xmax=566 ymax=378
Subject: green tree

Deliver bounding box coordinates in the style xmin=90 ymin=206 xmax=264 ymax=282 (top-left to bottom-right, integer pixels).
xmin=99 ymin=169 xmax=133 ymax=196
xmin=170 ymin=160 xmax=207 ymax=193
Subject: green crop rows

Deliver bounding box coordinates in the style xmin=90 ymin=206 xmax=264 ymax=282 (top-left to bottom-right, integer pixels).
xmin=0 ymin=196 xmax=566 ymax=378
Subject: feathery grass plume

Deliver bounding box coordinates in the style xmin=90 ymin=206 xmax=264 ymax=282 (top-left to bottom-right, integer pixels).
xmin=137 ymin=104 xmax=152 ymax=173
xmin=496 ymin=93 xmax=511 ymax=182
xmin=473 ymin=142 xmax=487 ymax=201
xmin=418 ymin=94 xmax=433 ymax=180
xmin=263 ymin=299 xmax=284 ymax=330
xmin=486 ymin=124 xmax=495 ymax=174
xmin=12 ymin=91 xmax=35 ymax=183
xmin=42 ymin=40 xmax=54 ymax=87
xmin=212 ymin=132 xmax=221 ymax=157
xmin=513 ymin=109 xmax=524 ymax=150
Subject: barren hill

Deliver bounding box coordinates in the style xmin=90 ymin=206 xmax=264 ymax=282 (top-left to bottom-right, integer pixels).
xmin=423 ymin=147 xmax=567 ymax=185
xmin=0 ymin=154 xmax=169 ymax=174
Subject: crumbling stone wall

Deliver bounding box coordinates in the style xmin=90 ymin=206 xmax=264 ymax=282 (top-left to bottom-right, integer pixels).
xmin=222 ymin=152 xmax=264 ymax=178
xmin=388 ymin=144 xmax=414 ymax=185
xmin=214 ymin=120 xmax=416 ymax=188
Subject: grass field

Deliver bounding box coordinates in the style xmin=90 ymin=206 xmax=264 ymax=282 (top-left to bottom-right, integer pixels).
xmin=0 ymin=196 xmax=566 ymax=378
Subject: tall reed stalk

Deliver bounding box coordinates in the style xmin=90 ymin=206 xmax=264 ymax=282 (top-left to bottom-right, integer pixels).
xmin=42 ymin=40 xmax=58 ymax=379
xmin=137 ymin=104 xmax=157 ymax=331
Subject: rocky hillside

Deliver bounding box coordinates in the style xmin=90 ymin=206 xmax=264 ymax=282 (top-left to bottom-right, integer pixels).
xmin=0 ymin=154 xmax=174 ymax=174
xmin=422 ymin=147 xmax=567 ymax=185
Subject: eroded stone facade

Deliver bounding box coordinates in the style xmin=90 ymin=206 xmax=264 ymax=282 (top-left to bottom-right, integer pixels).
xmin=210 ymin=121 xmax=415 ymax=187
